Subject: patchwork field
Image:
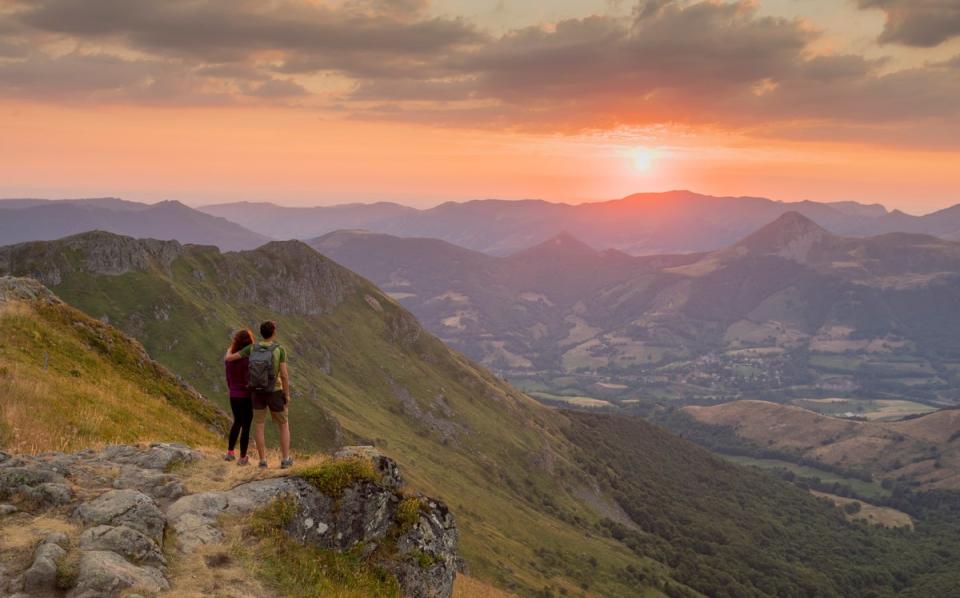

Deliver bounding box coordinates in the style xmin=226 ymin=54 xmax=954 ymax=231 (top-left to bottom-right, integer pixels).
xmin=792 ymin=398 xmax=939 ymax=421
xmin=722 ymin=455 xmax=890 ymax=500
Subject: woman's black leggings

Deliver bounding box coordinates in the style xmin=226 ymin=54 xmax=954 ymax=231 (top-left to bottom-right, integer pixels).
xmin=228 ymin=396 xmax=254 ymax=457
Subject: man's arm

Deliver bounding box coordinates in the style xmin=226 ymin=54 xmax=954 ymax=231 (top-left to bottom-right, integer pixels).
xmin=279 ymin=362 xmax=290 ymax=403
xmin=225 ymin=345 xmax=251 ymax=362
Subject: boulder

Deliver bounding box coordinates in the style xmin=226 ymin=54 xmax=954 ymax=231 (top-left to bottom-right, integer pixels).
xmin=68 ymin=550 xmax=168 ymax=598
xmin=76 ymin=490 xmax=165 ymax=544
xmin=22 ymin=534 xmax=67 ymax=593
xmin=96 ymin=443 xmax=200 ymax=471
xmin=79 ymin=525 xmax=166 ymax=568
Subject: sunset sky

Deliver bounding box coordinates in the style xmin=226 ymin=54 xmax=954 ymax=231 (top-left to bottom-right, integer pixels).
xmin=1 ymin=0 xmax=959 ymax=213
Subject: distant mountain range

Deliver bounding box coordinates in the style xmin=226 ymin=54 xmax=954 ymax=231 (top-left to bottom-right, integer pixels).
xmin=8 ymin=190 xmax=960 ymax=256
xmin=204 ymin=190 xmax=960 ymax=255
xmin=312 ymin=213 xmax=960 ymax=407
xmin=0 ymin=197 xmax=269 ymax=250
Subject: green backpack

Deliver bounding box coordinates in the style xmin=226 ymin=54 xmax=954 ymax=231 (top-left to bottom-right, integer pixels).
xmin=248 ymin=343 xmax=279 ymax=392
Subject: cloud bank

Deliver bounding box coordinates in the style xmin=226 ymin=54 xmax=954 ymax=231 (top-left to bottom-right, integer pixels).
xmin=1 ymin=0 xmax=958 ymax=147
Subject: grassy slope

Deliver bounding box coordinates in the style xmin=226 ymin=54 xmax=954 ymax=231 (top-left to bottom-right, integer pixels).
xmin=0 ymin=277 xmax=225 ymax=453
xmin=678 ymin=400 xmax=959 ymax=490
xmin=0 ymin=235 xmax=656 ymax=595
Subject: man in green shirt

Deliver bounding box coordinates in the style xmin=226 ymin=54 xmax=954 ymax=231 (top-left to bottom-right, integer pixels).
xmin=225 ymin=320 xmax=293 ymax=469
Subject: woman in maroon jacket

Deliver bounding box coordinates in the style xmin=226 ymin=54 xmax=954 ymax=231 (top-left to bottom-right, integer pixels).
xmin=224 ymin=328 xmax=255 ymax=465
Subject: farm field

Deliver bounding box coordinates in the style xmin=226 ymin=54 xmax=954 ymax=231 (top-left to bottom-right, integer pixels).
xmin=529 ymin=391 xmax=612 ymax=409
xmin=792 ymin=398 xmax=939 ymax=421
xmin=722 ymin=455 xmax=890 ymax=500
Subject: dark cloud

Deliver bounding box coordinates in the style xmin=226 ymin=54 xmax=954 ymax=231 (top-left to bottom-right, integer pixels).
xmin=17 ymin=0 xmax=480 ymax=64
xmin=857 ymin=0 xmax=960 ymax=47
xmin=458 ymin=2 xmax=812 ymax=102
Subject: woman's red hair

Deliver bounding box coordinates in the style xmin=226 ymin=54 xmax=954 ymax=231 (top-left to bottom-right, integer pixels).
xmin=230 ymin=328 xmax=255 ymax=353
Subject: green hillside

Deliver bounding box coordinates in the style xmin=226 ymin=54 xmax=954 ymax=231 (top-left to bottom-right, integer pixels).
xmin=0 ymin=276 xmax=226 ymax=452
xmin=566 ymin=412 xmax=960 ymax=598
xmin=0 ymin=233 xmax=651 ymax=595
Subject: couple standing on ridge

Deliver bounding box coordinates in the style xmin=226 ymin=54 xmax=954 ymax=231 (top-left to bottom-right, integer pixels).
xmin=223 ymin=320 xmax=293 ymax=469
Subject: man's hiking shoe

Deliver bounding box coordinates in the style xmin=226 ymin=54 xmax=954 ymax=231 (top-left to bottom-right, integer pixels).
xmin=237 ymin=456 xmax=249 ymax=466
xmin=224 ymin=452 xmax=236 ymax=462
xmin=258 ymin=460 xmax=268 ymax=469
xmin=280 ymin=458 xmax=294 ymax=469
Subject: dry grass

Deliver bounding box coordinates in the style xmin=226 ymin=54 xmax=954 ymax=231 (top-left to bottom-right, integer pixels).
xmin=0 ymin=514 xmax=79 ymax=572
xmin=0 ymin=301 xmax=219 ymax=455
xmin=0 ymin=360 xmax=217 ymax=454
xmin=174 ymin=447 xmax=331 ymax=494
xmin=453 ymin=574 xmax=515 ymax=598
xmin=162 ymin=540 xmax=268 ymax=597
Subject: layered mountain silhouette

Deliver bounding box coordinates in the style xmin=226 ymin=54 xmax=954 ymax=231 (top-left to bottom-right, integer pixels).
xmin=205 ymin=190 xmax=960 ymax=255
xmin=0 ymin=197 xmax=270 ymax=250
xmin=311 ymin=213 xmax=960 ymax=406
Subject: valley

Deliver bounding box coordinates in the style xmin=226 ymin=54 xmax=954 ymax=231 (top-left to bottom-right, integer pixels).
xmin=312 ymin=213 xmax=960 ymax=412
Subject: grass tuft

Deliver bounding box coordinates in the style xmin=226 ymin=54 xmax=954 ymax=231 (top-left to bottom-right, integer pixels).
xmin=395 ymin=496 xmax=425 ymax=534
xmin=55 ymin=549 xmax=81 ymax=590
xmin=239 ymin=497 xmax=402 ymax=598
xmin=295 ymin=458 xmax=380 ymax=498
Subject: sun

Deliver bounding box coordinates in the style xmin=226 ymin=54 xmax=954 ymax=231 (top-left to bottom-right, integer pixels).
xmin=631 ymin=147 xmax=658 ymax=173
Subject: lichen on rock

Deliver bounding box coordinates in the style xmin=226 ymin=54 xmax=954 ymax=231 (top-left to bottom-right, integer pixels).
xmin=0 ymin=443 xmax=460 ymax=597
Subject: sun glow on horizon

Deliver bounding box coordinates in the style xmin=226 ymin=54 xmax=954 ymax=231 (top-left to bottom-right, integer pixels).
xmin=631 ymin=147 xmax=660 ymax=173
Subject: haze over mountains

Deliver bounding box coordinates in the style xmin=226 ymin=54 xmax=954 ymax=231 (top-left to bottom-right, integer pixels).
xmin=204 ymin=190 xmax=960 ymax=255
xmin=7 ymin=189 xmax=960 ymax=258
xmin=313 ymin=213 xmax=960 ymax=409
xmin=0 ymin=197 xmax=269 ymax=251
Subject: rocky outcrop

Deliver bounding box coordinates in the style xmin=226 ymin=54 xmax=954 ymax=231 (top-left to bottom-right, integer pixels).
xmin=0 ymin=443 xmax=460 ymax=598
xmin=0 ymin=231 xmax=183 ymax=287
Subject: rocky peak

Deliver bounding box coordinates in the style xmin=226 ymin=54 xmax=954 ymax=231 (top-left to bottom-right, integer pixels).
xmin=0 ymin=231 xmax=183 ymax=287
xmin=0 ymin=444 xmax=460 ymax=598
xmin=513 ymin=231 xmax=599 ymax=260
xmin=231 ymin=240 xmax=360 ymax=314
xmin=734 ymin=211 xmax=829 ymax=262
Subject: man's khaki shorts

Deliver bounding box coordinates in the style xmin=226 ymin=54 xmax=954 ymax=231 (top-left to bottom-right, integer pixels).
xmin=252 ymin=390 xmax=288 ymax=425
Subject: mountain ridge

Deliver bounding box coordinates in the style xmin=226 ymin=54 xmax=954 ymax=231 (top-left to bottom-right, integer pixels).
xmin=0 ymin=198 xmax=270 ymax=251
xmin=201 ymin=190 xmax=960 ymax=255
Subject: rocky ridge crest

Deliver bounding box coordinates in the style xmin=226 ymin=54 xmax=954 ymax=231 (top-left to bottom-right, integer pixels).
xmin=0 ymin=444 xmax=459 ymax=597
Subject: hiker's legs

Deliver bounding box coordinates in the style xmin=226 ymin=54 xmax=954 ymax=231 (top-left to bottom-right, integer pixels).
xmin=227 ymin=399 xmax=243 ymax=452
xmin=278 ymin=420 xmax=290 ymax=461
xmin=252 ymin=407 xmax=268 ymax=461
xmin=267 ymin=391 xmax=290 ymax=462
xmin=238 ymin=398 xmax=253 ymax=458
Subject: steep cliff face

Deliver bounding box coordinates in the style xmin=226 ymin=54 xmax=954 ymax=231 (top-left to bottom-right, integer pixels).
xmin=0 ymin=444 xmax=460 ymax=598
